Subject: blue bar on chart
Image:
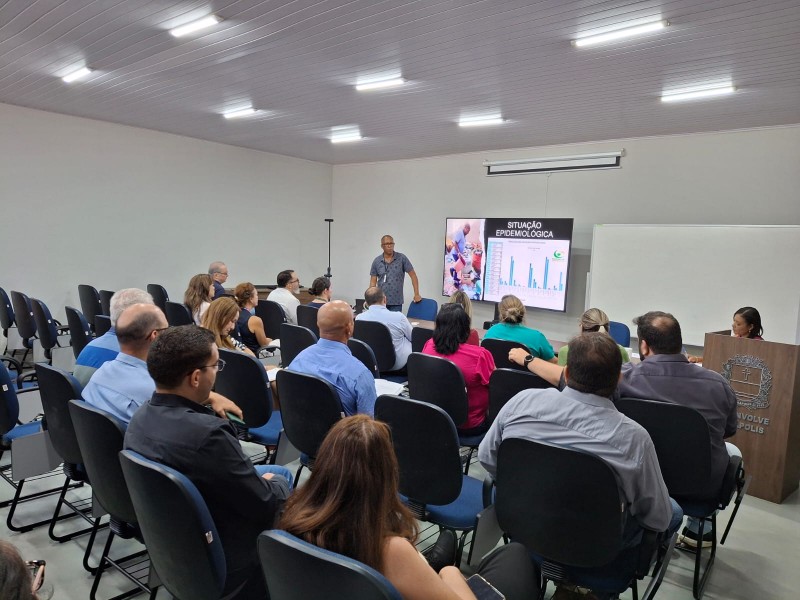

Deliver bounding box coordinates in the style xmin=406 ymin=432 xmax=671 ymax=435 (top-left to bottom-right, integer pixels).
xmin=543 ymin=257 xmax=549 ymax=290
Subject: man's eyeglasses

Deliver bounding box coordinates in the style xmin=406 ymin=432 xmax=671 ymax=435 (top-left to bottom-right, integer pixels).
xmin=289 ymin=278 xmax=300 ymax=284
xmin=26 ymin=560 xmax=45 ymax=592
xmin=190 ymin=358 xmax=225 ymax=374
xmin=142 ymin=326 xmax=169 ymax=341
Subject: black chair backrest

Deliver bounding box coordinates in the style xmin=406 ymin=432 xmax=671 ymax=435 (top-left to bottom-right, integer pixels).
xmin=65 ymin=306 xmax=92 ymax=359
xmin=258 ymin=530 xmax=402 ymax=600
xmin=35 ymin=364 xmax=84 ymax=465
xmin=280 ymin=323 xmax=317 ymax=367
xmin=119 ymin=450 xmax=226 ymax=600
xmin=480 ymin=338 xmax=532 ymax=370
xmin=0 ymin=287 xmax=14 ymax=332
xmin=214 ymin=349 xmax=273 ymax=428
xmin=353 ymin=320 xmax=396 ymax=374
xmin=146 ymin=284 xmax=170 ymax=313
xmin=616 ymin=397 xmax=714 ymax=498
xmin=0 ymin=362 xmax=21 ymax=435
xmin=487 ymin=368 xmax=554 ymax=423
xmin=276 ymin=370 xmax=341 ymax=459
xmin=256 ymin=300 xmax=286 ymax=340
xmin=10 ymin=290 xmax=36 ymax=342
xmin=69 ymin=400 xmax=138 ymax=524
xmin=495 ymin=438 xmax=624 ymax=567
xmin=164 ymin=301 xmax=193 ymax=326
xmin=78 ymin=285 xmax=102 ymax=330
xmin=296 ymin=305 xmax=320 ymax=338
xmin=347 ymin=338 xmax=379 ymax=378
xmin=99 ymin=290 xmax=114 ymax=317
xmin=31 ymin=298 xmax=59 ymax=352
xmin=406 ymin=352 xmax=468 ymax=426
xmin=410 ymin=326 xmax=434 ymax=354
xmin=375 ymin=395 xmax=462 ymax=506
xmin=354 ymin=298 xmax=366 ymax=315
xmin=94 ymin=315 xmax=112 ymax=337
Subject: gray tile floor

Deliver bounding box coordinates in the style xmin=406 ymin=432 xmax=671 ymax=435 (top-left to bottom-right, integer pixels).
xmin=2 ymin=449 xmax=798 ymax=600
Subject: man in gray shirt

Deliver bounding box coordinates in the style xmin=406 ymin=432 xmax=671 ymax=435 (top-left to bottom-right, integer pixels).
xmin=480 ymin=333 xmax=682 ymax=575
xmin=369 ymin=235 xmax=421 ymax=312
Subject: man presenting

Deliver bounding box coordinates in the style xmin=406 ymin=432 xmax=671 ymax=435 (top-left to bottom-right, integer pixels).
xmin=288 ymin=301 xmax=377 ymax=417
xmin=125 ymin=325 xmax=290 ymax=599
xmin=356 ymin=286 xmax=413 ymax=371
xmin=269 ymin=269 xmax=301 ymax=324
xmin=208 ymin=261 xmax=229 ymax=299
xmin=369 ymin=235 xmax=421 ymax=312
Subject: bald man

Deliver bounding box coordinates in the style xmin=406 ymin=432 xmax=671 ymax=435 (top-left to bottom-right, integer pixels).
xmin=287 ymin=300 xmax=377 ymax=417
xmin=83 ymin=304 xmax=241 ymax=425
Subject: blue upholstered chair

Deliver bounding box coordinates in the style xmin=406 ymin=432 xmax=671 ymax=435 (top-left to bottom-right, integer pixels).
xmin=78 ymin=284 xmax=103 ymax=334
xmin=65 ymin=306 xmax=93 ymax=360
xmin=31 ymin=299 xmax=71 ymax=368
xmin=119 ymin=450 xmax=228 ymax=600
xmin=9 ymin=290 xmax=37 ymax=365
xmin=608 ymin=321 xmax=631 ymax=347
xmin=407 ymin=298 xmax=438 ymax=321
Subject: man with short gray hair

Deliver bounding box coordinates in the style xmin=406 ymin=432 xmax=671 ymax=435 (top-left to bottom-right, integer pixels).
xmin=208 ymin=261 xmax=229 ymax=299
xmin=355 ymin=286 xmax=413 ymax=370
xmin=73 ymin=288 xmax=153 ymax=387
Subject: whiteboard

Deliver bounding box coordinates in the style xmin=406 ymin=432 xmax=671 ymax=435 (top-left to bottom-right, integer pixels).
xmin=588 ymin=225 xmax=800 ymax=346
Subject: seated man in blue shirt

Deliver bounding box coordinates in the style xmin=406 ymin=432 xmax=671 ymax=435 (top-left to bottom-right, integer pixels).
xmin=83 ymin=303 xmax=240 ymax=426
xmin=288 ymin=300 xmax=377 ymax=417
xmin=208 ymin=261 xmax=229 ymax=299
xmin=72 ymin=288 xmax=154 ymax=388
xmin=355 ymin=286 xmax=413 ymax=371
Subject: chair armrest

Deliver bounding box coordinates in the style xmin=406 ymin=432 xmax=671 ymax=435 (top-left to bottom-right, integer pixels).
xmin=482 ymin=474 xmax=495 ymax=508
xmin=0 ymin=355 xmax=22 ymax=373
xmin=17 ymin=370 xmax=37 ymax=390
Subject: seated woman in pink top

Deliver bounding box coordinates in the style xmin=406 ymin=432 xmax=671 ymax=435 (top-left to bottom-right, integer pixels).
xmin=422 ymin=304 xmax=496 ymax=435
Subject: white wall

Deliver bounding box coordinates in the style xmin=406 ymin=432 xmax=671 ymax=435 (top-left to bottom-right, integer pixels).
xmin=1 ymin=102 xmax=332 ymax=320
xmin=331 ymin=126 xmax=800 ymax=342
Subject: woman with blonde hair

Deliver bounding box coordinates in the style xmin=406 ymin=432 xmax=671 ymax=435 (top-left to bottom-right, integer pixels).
xmin=279 ymin=415 xmax=539 ymax=600
xmin=557 ymin=308 xmax=630 ymax=365
xmin=233 ymin=282 xmax=273 ymax=354
xmin=201 ymin=297 xmax=255 ymax=356
xmin=483 ymin=295 xmax=556 ymax=362
xmin=184 ymin=273 xmax=214 ymax=325
xmin=449 ymin=290 xmax=479 ymax=345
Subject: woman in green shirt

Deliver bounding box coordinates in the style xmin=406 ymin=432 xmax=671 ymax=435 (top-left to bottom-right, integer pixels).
xmin=483 ymin=295 xmax=557 ymax=362
xmin=557 ymin=308 xmax=630 ymax=365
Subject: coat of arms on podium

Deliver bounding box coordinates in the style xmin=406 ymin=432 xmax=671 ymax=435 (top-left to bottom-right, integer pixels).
xmin=722 ymin=354 xmax=772 ymax=410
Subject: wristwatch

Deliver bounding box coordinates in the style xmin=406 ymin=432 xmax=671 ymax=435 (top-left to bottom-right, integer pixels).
xmin=523 ymin=354 xmax=534 ymax=367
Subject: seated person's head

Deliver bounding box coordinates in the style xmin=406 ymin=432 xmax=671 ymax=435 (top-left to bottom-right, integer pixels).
xmin=208 ymin=261 xmax=228 ymax=283
xmin=115 ymin=304 xmax=168 ymax=354
xmin=633 ymin=311 xmax=682 ymax=355
xmin=317 ymin=300 xmax=355 ymax=342
xmin=278 ymin=415 xmax=417 ymax=570
xmin=432 ymin=303 xmax=470 ymax=355
xmin=309 ymin=277 xmax=332 ymax=299
xmin=233 ymin=282 xmax=258 ymax=309
xmin=449 ymin=290 xmax=472 ymax=321
xmin=733 ymin=306 xmax=763 ymax=339
xmin=147 ymin=325 xmax=217 ymax=397
xmin=499 ymin=295 xmax=525 ymax=324
xmin=363 ymin=286 xmax=385 ymax=307
xmin=565 ymin=333 xmax=622 ymax=398
xmin=580 ymin=308 xmax=610 ymax=334
xmin=184 ymin=274 xmax=214 ymax=310
xmin=109 ymin=288 xmax=154 ymax=328
xmin=276 ymin=270 xmax=296 ymax=289
xmin=201 ymin=297 xmax=240 ymax=350
xmin=0 ymin=540 xmax=38 ymax=600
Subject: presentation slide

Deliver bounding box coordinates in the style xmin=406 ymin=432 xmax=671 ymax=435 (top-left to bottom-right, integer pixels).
xmin=443 ymin=218 xmax=573 ymax=312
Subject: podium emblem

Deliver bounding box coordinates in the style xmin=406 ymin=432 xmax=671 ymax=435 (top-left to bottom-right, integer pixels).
xmin=722 ymin=354 xmax=772 ymax=410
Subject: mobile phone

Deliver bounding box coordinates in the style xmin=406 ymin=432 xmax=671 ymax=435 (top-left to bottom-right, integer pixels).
xmin=225 ymin=411 xmax=246 ymax=425
xmin=466 ymin=574 xmax=505 ymax=600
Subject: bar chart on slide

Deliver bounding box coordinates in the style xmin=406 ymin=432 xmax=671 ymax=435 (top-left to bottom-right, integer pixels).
xmin=484 ymin=237 xmax=570 ymax=310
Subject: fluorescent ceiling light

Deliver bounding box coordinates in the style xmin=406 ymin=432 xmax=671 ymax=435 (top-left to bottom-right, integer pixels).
xmin=170 ymin=15 xmax=221 ymax=37
xmin=223 ymin=107 xmax=260 ymax=119
xmin=330 ymin=126 xmax=362 ymax=143
xmin=661 ymin=85 xmax=736 ymax=103
xmin=459 ymin=114 xmax=505 ymax=127
xmin=355 ymin=77 xmax=406 ymax=91
xmin=62 ymin=67 xmax=93 ymax=83
xmin=572 ymin=20 xmax=668 ymax=47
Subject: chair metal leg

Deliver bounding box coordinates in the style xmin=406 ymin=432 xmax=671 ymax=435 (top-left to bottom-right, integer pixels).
xmin=91 ymin=529 xmax=154 ymax=600
xmin=642 ymin=530 xmax=678 ymax=600
xmin=689 ymin=516 xmax=717 ymax=600
xmin=48 ymin=477 xmax=98 ymax=543
xmin=5 ymin=475 xmax=80 ymax=532
xmin=83 ymin=516 xmax=107 ymax=574
xmin=721 ymin=474 xmax=751 ymax=545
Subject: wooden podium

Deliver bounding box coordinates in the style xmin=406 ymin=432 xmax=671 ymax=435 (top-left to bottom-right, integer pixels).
xmin=703 ymin=331 xmax=800 ymax=503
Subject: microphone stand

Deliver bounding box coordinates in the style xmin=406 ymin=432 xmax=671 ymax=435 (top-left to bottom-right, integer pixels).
xmin=324 ymin=218 xmax=334 ymax=278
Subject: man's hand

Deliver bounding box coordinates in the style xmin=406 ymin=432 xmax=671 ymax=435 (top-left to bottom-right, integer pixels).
xmin=262 ymin=473 xmax=275 ymax=480
xmin=508 ymin=347 xmax=528 ymax=366
xmin=208 ymin=391 xmax=243 ymax=419
xmin=413 ymin=294 xmax=422 ymax=303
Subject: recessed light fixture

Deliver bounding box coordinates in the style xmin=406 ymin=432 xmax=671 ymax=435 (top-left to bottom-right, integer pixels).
xmin=223 ymin=106 xmax=260 ymax=119
xmin=355 ymin=77 xmax=406 ymax=91
xmin=661 ymin=84 xmax=736 ymax=103
xmin=330 ymin=126 xmax=363 ymax=143
xmin=170 ymin=15 xmax=221 ymax=38
xmin=572 ymin=19 xmax=668 ymax=47
xmin=458 ymin=114 xmax=506 ymax=127
xmin=62 ymin=67 xmax=93 ymax=83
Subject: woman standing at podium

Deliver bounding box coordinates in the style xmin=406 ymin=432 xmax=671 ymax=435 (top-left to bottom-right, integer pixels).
xmin=688 ymin=306 xmax=764 ymax=363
